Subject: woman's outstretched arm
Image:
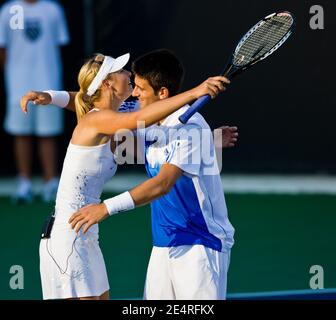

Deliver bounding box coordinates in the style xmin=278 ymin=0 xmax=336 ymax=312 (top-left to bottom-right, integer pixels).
xmin=89 ymin=76 xmax=229 ymax=135
xmin=20 ymin=91 xmax=77 ymax=112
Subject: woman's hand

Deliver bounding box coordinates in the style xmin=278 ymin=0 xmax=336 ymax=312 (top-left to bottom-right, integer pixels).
xmin=20 ymin=91 xmax=52 ymax=113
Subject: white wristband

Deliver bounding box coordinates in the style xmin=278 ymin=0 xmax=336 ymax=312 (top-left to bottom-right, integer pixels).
xmin=43 ymin=90 xmax=70 ymax=108
xmin=103 ymin=191 xmax=135 ymax=216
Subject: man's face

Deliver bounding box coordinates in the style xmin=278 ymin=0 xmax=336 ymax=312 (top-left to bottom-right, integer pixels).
xmin=132 ymin=75 xmax=160 ymax=109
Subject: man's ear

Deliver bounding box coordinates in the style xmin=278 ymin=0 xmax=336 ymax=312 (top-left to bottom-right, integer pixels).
xmin=158 ymin=87 xmax=169 ymax=99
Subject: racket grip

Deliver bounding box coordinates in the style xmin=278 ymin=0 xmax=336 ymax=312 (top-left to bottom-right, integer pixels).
xmin=178 ymin=95 xmax=211 ymax=124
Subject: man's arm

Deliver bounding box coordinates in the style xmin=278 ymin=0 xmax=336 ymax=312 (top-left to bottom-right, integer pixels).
xmin=130 ymin=163 xmax=182 ymax=205
xmin=68 ymin=163 xmax=182 ymax=233
xmin=20 ymin=90 xmax=77 ymax=113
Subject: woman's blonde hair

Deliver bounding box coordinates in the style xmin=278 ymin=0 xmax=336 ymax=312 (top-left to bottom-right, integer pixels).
xmin=75 ymin=53 xmax=108 ymax=121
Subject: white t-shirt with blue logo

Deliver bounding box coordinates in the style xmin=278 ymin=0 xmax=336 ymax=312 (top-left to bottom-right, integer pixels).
xmin=0 ymin=0 xmax=69 ymax=103
xmin=144 ymin=105 xmax=235 ymax=253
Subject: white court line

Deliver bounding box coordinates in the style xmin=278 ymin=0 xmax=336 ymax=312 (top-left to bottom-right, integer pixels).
xmin=1 ymin=174 xmax=336 ymax=196
xmin=221 ymin=175 xmax=336 ymax=194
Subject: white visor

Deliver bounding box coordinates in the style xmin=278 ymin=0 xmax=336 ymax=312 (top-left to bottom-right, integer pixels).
xmin=87 ymin=53 xmax=130 ymax=96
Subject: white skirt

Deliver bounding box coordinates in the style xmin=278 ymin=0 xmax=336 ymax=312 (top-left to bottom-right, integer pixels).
xmin=39 ymin=220 xmax=109 ymax=300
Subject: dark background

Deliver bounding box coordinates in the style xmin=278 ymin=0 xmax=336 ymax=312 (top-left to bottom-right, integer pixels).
xmin=0 ymin=0 xmax=334 ymax=175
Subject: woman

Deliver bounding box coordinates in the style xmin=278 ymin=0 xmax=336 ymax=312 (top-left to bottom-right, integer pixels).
xmin=22 ymin=52 xmax=227 ymax=300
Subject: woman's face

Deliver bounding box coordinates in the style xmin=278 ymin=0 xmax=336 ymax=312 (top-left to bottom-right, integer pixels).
xmin=108 ymin=69 xmax=133 ymax=101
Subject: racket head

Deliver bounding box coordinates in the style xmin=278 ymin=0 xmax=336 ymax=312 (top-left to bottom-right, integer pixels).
xmin=179 ymin=11 xmax=295 ymax=124
xmin=224 ymin=11 xmax=295 ymax=77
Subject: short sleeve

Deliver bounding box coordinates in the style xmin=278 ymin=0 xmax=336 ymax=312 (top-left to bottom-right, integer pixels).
xmin=167 ymin=125 xmax=202 ymax=176
xmin=54 ymin=3 xmax=69 ymax=45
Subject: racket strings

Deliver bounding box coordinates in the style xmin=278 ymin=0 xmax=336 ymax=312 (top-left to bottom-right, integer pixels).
xmin=233 ymin=14 xmax=293 ymax=66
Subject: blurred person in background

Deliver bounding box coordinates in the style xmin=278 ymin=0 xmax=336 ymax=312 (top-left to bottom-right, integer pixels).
xmin=0 ymin=0 xmax=69 ymax=203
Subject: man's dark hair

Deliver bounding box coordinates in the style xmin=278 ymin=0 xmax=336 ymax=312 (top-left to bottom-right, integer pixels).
xmin=132 ymin=49 xmax=185 ymax=96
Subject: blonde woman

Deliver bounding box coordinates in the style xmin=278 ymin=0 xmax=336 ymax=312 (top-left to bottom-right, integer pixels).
xmin=21 ymin=52 xmax=228 ymax=300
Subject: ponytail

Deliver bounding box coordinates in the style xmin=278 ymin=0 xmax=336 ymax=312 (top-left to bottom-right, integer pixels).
xmin=75 ymin=90 xmax=92 ymax=122
xmin=74 ymin=53 xmax=105 ymax=122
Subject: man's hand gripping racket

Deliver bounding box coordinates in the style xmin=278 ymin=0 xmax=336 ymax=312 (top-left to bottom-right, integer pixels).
xmin=179 ymin=11 xmax=295 ymax=124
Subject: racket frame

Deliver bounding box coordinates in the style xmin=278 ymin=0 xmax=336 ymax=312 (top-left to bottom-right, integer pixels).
xmin=223 ymin=11 xmax=295 ymax=80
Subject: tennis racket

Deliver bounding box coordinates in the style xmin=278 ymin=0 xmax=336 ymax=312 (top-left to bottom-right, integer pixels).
xmin=179 ymin=11 xmax=295 ymax=124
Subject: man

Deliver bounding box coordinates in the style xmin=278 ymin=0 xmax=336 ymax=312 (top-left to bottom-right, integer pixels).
xmin=69 ymin=50 xmax=236 ymax=300
xmin=0 ymin=0 xmax=69 ymax=202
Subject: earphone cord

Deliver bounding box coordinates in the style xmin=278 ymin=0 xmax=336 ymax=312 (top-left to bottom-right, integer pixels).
xmin=46 ymin=234 xmax=83 ymax=279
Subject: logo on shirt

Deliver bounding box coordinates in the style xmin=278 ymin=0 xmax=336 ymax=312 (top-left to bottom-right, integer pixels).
xmin=24 ymin=19 xmax=42 ymax=41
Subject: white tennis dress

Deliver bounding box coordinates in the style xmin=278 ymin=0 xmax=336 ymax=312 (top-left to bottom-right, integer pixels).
xmin=39 ymin=137 xmax=117 ymax=299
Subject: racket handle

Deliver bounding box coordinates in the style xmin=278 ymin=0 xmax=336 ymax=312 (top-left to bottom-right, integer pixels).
xmin=178 ymin=94 xmax=211 ymax=124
